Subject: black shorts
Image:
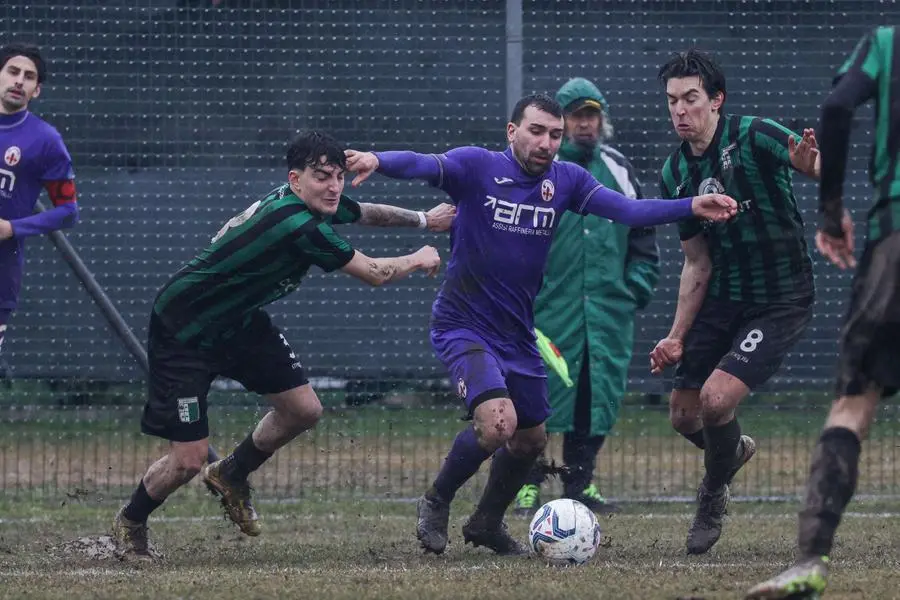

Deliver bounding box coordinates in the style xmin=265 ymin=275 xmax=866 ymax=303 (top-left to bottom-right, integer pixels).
xmin=836 ymin=231 xmax=900 ymax=398
xmin=673 ymin=295 xmax=813 ymax=391
xmin=141 ymin=310 xmax=309 ymax=442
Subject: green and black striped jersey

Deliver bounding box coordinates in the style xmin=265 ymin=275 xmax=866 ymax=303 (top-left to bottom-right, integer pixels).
xmin=660 ymin=114 xmax=814 ymax=304
xmin=153 ymin=183 xmax=361 ymax=344
xmin=830 ymin=26 xmax=900 ymax=243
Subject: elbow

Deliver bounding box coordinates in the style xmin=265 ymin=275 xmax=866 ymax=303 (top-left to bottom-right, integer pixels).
xmin=63 ymin=203 xmax=80 ymax=228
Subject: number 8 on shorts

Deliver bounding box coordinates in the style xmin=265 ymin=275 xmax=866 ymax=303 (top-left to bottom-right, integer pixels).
xmin=739 ymin=329 xmax=764 ymax=353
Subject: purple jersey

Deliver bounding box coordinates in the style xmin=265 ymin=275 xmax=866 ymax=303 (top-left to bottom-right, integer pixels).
xmin=374 ymin=145 xmax=693 ymax=378
xmin=430 ymin=147 xmax=602 ymax=375
xmin=0 ymin=111 xmax=75 ymax=310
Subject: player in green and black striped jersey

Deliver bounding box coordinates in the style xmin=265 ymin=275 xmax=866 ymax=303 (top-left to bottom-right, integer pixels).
xmin=112 ymin=131 xmax=453 ymax=560
xmin=648 ymin=50 xmax=823 ymax=556
xmin=748 ymin=26 xmax=900 ymax=599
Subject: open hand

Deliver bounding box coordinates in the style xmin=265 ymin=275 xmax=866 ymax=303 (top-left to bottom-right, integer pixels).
xmin=789 ymin=128 xmax=820 ymax=179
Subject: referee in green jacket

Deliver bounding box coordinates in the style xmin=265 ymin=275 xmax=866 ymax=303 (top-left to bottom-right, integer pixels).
xmin=514 ymin=78 xmax=660 ymax=515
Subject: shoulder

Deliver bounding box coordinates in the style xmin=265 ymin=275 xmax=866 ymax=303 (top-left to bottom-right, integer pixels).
xmin=26 ymin=113 xmax=65 ymax=144
xmin=442 ymin=145 xmax=494 ymax=161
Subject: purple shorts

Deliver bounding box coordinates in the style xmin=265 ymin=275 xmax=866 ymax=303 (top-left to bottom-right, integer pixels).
xmin=431 ymin=328 xmax=550 ymax=429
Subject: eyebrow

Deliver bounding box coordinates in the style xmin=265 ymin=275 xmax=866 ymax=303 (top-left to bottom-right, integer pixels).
xmin=313 ymin=166 xmax=344 ymax=175
xmin=667 ymin=89 xmax=701 ymax=98
xmin=5 ymin=65 xmax=36 ymax=76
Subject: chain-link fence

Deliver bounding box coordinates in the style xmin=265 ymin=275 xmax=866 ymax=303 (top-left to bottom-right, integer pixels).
xmin=1 ymin=0 xmax=897 ymax=502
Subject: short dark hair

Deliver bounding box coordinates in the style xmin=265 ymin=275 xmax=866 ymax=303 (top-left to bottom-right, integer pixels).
xmin=657 ymin=49 xmax=726 ymax=103
xmin=510 ymin=93 xmax=563 ymax=125
xmin=286 ymin=130 xmax=347 ymax=171
xmin=0 ymin=43 xmax=47 ymax=83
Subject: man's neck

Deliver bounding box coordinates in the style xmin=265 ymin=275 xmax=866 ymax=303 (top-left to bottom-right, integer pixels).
xmin=687 ymin=114 xmax=720 ymax=157
xmin=0 ymin=102 xmax=27 ymax=116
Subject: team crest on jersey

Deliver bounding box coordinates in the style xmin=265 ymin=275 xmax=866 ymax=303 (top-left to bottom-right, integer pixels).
xmin=540 ymin=179 xmax=555 ymax=202
xmin=457 ymin=378 xmax=467 ymax=399
xmin=4 ymin=146 xmax=21 ymax=167
xmin=699 ymin=177 xmax=725 ymax=195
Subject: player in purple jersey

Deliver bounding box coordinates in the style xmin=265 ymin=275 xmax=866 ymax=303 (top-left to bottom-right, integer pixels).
xmin=346 ymin=93 xmax=738 ymax=555
xmin=0 ymin=43 xmax=78 ymax=359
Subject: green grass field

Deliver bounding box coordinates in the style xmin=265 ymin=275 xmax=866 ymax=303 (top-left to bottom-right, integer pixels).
xmin=1 ymin=383 xmax=898 ymax=598
xmin=0 ymin=496 xmax=898 ymax=599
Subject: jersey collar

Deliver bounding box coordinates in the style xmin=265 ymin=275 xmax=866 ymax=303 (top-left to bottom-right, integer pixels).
xmin=0 ymin=110 xmax=29 ymax=129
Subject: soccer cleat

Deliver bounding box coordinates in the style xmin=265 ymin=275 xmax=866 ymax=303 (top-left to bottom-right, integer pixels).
xmin=744 ymin=556 xmax=829 ymax=599
xmin=727 ymin=434 xmax=757 ymax=485
xmin=416 ymin=492 xmax=451 ymax=554
xmin=462 ymin=513 xmax=529 ymax=556
xmin=202 ymin=459 xmax=261 ymax=536
xmin=111 ymin=507 xmax=156 ymax=561
xmin=513 ymin=484 xmax=541 ymax=517
xmin=686 ymin=477 xmax=730 ymax=555
xmin=570 ymin=483 xmax=620 ymax=515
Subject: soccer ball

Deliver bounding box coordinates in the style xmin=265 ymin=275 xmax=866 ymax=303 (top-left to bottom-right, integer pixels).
xmin=528 ymin=498 xmax=602 ymax=566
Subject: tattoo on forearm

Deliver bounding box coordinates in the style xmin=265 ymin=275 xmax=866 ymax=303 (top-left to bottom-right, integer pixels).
xmin=359 ymin=203 xmax=420 ymax=227
xmin=367 ymin=260 xmax=397 ymax=281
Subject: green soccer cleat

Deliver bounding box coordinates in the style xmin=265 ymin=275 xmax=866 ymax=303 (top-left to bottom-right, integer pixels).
xmin=513 ymin=484 xmax=541 ymax=517
xmin=745 ymin=556 xmax=829 ymax=599
xmin=570 ymin=483 xmax=620 ymax=515
xmin=202 ymin=459 xmax=261 ymax=536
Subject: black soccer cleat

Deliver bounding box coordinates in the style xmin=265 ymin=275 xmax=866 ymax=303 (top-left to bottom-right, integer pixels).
xmin=462 ymin=513 xmax=528 ymax=556
xmin=416 ymin=492 xmax=451 ymax=554
xmin=686 ymin=476 xmax=730 ymax=555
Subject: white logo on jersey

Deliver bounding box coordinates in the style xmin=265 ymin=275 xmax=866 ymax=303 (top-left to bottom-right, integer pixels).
xmin=485 ymin=195 xmax=555 ymax=236
xmin=4 ymin=146 xmax=20 ymax=167
xmin=493 ymin=177 xmax=514 ymax=185
xmin=0 ymin=168 xmax=16 ymax=193
xmin=540 ymin=179 xmax=555 ymax=202
xmin=698 ymin=177 xmax=725 ymax=195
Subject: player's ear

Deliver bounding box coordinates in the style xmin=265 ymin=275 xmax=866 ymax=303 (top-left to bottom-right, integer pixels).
xmin=710 ymin=91 xmax=724 ymax=113
xmin=31 ymin=84 xmax=40 ymax=100
xmin=506 ymin=121 xmax=517 ymax=144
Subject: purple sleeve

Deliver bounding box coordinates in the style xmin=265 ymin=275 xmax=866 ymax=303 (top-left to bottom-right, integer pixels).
xmin=374 ymin=151 xmax=442 ymax=183
xmin=374 ymin=146 xmax=481 ymax=197
xmin=11 ymin=203 xmax=79 ymax=238
xmin=41 ymin=131 xmax=75 ymax=181
xmin=575 ymin=185 xmax=693 ymax=227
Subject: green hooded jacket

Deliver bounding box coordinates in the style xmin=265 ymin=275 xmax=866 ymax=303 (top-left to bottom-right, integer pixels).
xmin=535 ymin=77 xmax=660 ymax=435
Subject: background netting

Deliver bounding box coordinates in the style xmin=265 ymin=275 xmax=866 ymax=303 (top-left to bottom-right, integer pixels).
xmin=1 ymin=0 xmax=897 ymax=503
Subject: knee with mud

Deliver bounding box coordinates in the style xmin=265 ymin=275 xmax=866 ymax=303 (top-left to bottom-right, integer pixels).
xmin=473 ymin=401 xmax=518 ymax=452
xmin=699 ymin=386 xmax=738 ymax=427
xmin=282 ymin=393 xmax=324 ymax=431
xmin=172 ymin=442 xmax=209 ymax=481
xmin=508 ymin=427 xmax=547 ymax=459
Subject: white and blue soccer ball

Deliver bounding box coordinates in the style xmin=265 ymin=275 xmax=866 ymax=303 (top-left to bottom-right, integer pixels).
xmin=528 ymin=498 xmax=602 ymax=566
